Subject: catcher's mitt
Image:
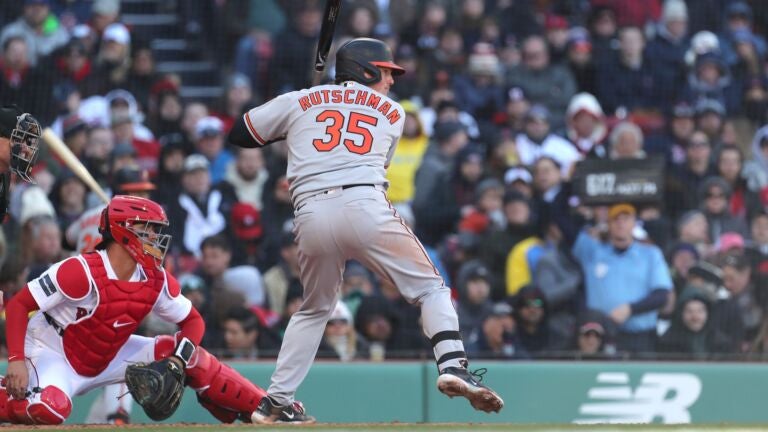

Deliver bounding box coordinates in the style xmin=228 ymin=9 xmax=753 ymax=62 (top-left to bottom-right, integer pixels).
xmin=125 ymin=358 xmax=185 ymax=421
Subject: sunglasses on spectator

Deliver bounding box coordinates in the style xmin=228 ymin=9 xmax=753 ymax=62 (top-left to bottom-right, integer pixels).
xmin=328 ymin=319 xmax=349 ymax=326
xmin=524 ymin=298 xmax=544 ymax=308
xmin=706 ymin=191 xmax=726 ymax=199
xmin=580 ymin=330 xmax=603 ymax=338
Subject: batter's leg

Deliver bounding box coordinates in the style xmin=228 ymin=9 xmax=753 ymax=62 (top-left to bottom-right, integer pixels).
xmin=352 ymin=192 xmax=504 ymax=413
xmin=353 ymin=193 xmax=466 ymax=370
xmin=267 ymin=241 xmax=345 ymax=406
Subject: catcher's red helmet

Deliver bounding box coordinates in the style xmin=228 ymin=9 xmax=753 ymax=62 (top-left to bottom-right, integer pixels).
xmin=98 ymin=195 xmax=171 ymax=269
xmin=334 ymin=38 xmax=405 ymax=85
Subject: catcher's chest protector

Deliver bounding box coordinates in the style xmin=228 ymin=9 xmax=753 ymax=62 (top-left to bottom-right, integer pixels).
xmin=63 ymin=252 xmax=165 ymax=377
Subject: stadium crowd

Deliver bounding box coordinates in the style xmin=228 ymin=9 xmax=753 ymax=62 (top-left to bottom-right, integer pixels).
xmin=0 ymin=0 xmax=768 ymax=361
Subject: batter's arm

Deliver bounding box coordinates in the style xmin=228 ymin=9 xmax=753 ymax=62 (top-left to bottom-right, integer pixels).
xmin=228 ymin=115 xmax=260 ymax=148
xmin=229 ymin=115 xmax=286 ymax=148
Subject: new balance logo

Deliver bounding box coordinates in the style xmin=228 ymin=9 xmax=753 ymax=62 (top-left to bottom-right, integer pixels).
xmin=574 ymin=372 xmax=702 ymax=424
xmin=40 ymin=274 xmax=57 ymax=297
xmin=113 ymin=320 xmax=134 ymax=328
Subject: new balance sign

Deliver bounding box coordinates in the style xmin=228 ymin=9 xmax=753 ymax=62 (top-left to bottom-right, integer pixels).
xmin=574 ymin=372 xmax=702 ymax=424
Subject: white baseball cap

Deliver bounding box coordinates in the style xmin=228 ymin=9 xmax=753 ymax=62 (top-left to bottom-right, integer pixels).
xmin=504 ymin=167 xmax=533 ymax=185
xmin=195 ymin=116 xmax=224 ymax=139
xmin=183 ymin=154 xmax=210 ymax=173
xmin=103 ymin=23 xmax=130 ymax=45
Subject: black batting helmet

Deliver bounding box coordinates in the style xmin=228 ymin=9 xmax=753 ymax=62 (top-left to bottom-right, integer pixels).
xmin=112 ymin=166 xmax=155 ymax=195
xmin=335 ymin=38 xmax=405 ymax=85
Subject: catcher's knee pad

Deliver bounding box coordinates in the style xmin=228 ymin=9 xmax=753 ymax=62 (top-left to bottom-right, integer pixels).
xmin=186 ymin=347 xmax=267 ymax=422
xmin=2 ymin=386 xmax=71 ymax=425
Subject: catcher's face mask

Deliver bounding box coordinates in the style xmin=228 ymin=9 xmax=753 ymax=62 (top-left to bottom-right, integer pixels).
xmin=10 ymin=113 xmax=41 ymax=182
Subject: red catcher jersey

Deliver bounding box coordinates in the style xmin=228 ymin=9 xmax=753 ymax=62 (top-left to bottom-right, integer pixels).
xmin=27 ymin=250 xmax=191 ymax=376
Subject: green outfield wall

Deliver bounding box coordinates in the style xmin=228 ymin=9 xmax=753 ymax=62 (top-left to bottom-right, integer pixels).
xmin=3 ymin=361 xmax=768 ymax=424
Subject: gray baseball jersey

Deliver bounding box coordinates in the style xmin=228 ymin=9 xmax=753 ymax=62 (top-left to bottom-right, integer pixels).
xmin=241 ymin=81 xmax=466 ymax=406
xmin=243 ymin=82 xmax=404 ymax=206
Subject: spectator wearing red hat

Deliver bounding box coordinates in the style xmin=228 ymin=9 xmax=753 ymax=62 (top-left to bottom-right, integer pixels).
xmin=146 ymin=78 xmax=183 ymax=138
xmin=544 ymin=14 xmax=570 ymax=64
xmin=230 ymin=201 xmax=266 ymax=268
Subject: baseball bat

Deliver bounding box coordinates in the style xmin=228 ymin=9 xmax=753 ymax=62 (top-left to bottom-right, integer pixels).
xmin=312 ymin=0 xmax=342 ymax=85
xmin=41 ymin=128 xmax=110 ymax=204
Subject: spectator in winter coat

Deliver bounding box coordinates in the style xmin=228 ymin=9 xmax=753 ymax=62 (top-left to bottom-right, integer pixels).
xmin=513 ymin=285 xmax=570 ymax=355
xmin=413 ymin=121 xmax=467 ymax=246
xmin=565 ymin=92 xmax=607 ymax=158
xmin=455 ymin=262 xmax=494 ymax=343
xmin=645 ymin=0 xmax=690 ymax=107
xmin=452 ymin=44 xmax=504 ymax=122
xmin=514 ymin=105 xmax=579 ymax=176
xmin=596 ymin=27 xmax=661 ymax=115
xmin=699 ymin=176 xmax=749 ymax=241
xmin=657 ymin=287 xmax=736 ymax=359
xmin=715 ymin=145 xmax=762 ymax=223
xmin=506 ymin=35 xmax=576 ymax=129
xmin=468 ymin=301 xmax=528 ymax=359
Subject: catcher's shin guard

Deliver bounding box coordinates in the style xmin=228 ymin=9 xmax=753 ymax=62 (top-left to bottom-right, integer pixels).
xmin=0 ymin=383 xmax=71 ymax=424
xmin=186 ymin=347 xmax=268 ymax=422
xmin=154 ymin=336 xmax=267 ymax=423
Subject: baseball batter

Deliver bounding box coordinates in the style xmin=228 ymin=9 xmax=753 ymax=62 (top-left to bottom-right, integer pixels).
xmin=0 ymin=196 xmax=309 ymax=424
xmin=229 ymin=37 xmax=503 ymax=423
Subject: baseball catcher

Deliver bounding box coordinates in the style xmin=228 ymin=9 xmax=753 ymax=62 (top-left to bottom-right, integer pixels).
xmin=1 ymin=195 xmax=312 ymax=424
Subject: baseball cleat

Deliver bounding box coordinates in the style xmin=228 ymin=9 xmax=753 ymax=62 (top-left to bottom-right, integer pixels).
xmin=251 ymin=395 xmax=316 ymax=424
xmin=437 ymin=367 xmax=504 ymax=413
